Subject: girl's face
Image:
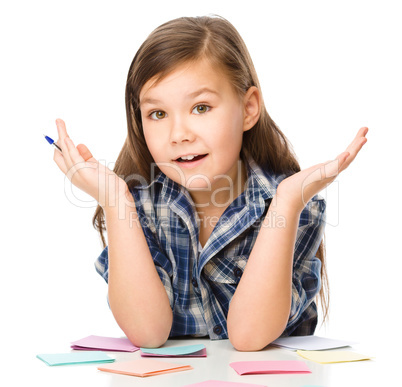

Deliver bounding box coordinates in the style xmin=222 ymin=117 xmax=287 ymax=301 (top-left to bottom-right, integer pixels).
xmin=139 ymin=59 xmax=251 ymax=193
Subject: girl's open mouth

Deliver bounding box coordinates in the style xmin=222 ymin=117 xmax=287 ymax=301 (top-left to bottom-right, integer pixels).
xmin=173 ymin=154 xmax=208 ymax=168
xmin=175 ymin=154 xmax=207 ymax=162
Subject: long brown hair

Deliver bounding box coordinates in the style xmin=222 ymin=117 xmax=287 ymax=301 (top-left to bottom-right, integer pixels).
xmin=92 ymin=15 xmax=328 ymax=321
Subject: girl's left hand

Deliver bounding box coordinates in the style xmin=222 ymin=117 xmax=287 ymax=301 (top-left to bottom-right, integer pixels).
xmin=275 ymin=127 xmax=368 ymax=213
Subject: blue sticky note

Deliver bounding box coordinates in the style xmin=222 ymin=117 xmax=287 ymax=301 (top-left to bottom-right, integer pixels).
xmin=36 ymin=351 xmax=115 ymax=366
xmin=140 ymin=344 xmax=206 ymax=356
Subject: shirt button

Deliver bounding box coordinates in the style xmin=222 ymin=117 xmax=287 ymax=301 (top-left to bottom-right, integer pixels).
xmin=233 ymin=267 xmax=243 ymax=278
xmin=192 ymin=277 xmax=198 ymax=288
xmin=213 ymin=325 xmax=223 ymax=335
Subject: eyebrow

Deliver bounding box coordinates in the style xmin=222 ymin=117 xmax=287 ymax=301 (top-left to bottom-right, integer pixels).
xmin=140 ymin=87 xmax=220 ymax=107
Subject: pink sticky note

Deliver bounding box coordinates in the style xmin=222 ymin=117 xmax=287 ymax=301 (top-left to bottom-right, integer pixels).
xmin=230 ymin=360 xmax=311 ymax=375
xmin=97 ymin=358 xmax=193 ymax=377
xmin=182 ymin=380 xmax=267 ymax=387
xmin=71 ymin=335 xmax=139 ymax=352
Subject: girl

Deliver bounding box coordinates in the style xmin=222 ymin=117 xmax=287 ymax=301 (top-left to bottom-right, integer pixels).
xmin=53 ymin=16 xmax=367 ymax=351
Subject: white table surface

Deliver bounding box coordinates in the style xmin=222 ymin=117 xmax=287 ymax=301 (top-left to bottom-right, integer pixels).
xmin=15 ymin=336 xmax=394 ymax=387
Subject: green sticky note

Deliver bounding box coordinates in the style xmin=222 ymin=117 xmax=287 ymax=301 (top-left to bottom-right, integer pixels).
xmin=36 ymin=351 xmax=115 ymax=366
xmin=140 ymin=344 xmax=206 ymax=356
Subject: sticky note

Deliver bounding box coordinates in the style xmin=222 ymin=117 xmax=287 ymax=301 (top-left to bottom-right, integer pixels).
xmin=272 ymin=335 xmax=355 ymax=351
xmin=229 ymin=360 xmax=311 ymax=375
xmin=71 ymin=335 xmax=139 ymax=352
xmin=182 ymin=381 xmax=267 ymax=387
xmin=97 ymin=358 xmax=193 ymax=377
xmin=140 ymin=344 xmax=206 ymax=357
xmin=36 ymin=351 xmax=114 ymax=366
xmin=296 ymin=350 xmax=372 ymax=364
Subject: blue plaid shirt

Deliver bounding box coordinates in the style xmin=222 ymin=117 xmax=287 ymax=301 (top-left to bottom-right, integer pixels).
xmin=95 ymin=158 xmax=326 ymax=340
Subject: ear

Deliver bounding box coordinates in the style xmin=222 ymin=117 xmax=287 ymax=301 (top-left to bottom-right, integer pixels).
xmin=243 ymin=86 xmax=261 ymax=132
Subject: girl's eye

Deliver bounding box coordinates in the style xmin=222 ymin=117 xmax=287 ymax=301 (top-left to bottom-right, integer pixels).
xmin=192 ymin=105 xmax=210 ymax=114
xmin=150 ymin=111 xmax=166 ymax=120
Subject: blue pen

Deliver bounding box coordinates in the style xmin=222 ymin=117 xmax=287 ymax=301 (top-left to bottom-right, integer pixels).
xmin=44 ymin=135 xmax=62 ymax=152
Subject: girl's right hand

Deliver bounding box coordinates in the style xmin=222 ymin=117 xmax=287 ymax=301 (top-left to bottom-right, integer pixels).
xmin=53 ymin=119 xmax=129 ymax=209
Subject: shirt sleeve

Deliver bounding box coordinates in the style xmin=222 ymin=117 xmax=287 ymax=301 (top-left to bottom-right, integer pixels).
xmin=285 ymin=194 xmax=326 ymax=334
xmin=94 ymin=209 xmax=175 ymax=309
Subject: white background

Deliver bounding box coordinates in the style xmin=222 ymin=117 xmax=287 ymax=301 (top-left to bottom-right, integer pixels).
xmin=1 ymin=0 xmax=401 ymax=383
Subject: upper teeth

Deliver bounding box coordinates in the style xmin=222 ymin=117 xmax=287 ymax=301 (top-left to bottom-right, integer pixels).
xmin=181 ymin=155 xmax=198 ymax=160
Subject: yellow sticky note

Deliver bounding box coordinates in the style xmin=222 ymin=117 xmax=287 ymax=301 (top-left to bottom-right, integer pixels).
xmin=296 ymin=350 xmax=372 ymax=364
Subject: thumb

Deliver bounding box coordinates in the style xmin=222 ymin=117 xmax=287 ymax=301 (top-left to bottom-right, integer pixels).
xmin=76 ymin=143 xmax=96 ymax=162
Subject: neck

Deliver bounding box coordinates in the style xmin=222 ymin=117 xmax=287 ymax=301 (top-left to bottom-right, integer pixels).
xmin=189 ymin=159 xmax=247 ymax=212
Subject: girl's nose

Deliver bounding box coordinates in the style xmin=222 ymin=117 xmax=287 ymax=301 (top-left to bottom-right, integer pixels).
xmin=169 ymin=118 xmax=195 ymax=144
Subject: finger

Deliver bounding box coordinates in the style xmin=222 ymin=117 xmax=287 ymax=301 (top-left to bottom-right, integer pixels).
xmin=53 ymin=147 xmax=68 ymax=174
xmin=345 ymin=127 xmax=368 ymax=156
xmin=76 ymin=143 xmax=96 ymax=162
xmin=64 ymin=136 xmax=86 ymax=164
xmin=55 ymin=118 xmax=70 ymax=151
xmin=340 ymin=132 xmax=368 ymax=173
xmin=64 ymin=136 xmax=90 ymax=182
xmin=55 ymin=118 xmax=73 ymax=167
xmin=331 ymin=127 xmax=368 ymax=175
xmin=356 ymin=126 xmax=369 ymax=139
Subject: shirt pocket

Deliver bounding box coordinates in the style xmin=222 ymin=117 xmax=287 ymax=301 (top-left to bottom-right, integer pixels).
xmin=202 ymin=255 xmax=248 ymax=284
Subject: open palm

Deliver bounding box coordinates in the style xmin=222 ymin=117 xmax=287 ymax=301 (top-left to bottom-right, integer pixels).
xmin=53 ymin=119 xmax=128 ymax=209
xmin=276 ymin=127 xmax=368 ymax=213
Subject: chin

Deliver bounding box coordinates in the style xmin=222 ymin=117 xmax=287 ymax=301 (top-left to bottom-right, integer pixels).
xmin=184 ymin=178 xmax=212 ymax=191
